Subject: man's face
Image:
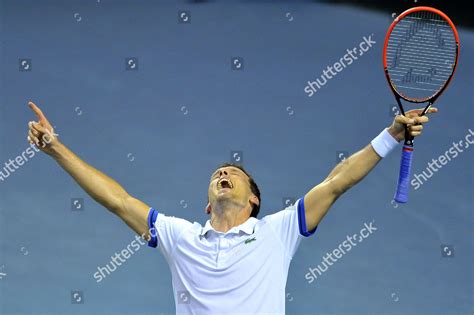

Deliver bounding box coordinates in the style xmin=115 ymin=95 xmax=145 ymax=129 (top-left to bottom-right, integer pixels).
xmin=207 ymin=166 xmax=254 ymax=211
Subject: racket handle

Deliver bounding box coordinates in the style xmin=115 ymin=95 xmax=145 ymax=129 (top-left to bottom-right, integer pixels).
xmin=394 ymin=145 xmax=413 ymax=203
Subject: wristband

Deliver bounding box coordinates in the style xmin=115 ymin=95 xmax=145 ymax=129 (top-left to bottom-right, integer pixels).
xmin=370 ymin=128 xmax=400 ymax=158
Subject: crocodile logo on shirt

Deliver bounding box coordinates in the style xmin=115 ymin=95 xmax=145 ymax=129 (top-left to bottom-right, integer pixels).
xmin=244 ymin=237 xmax=256 ymax=244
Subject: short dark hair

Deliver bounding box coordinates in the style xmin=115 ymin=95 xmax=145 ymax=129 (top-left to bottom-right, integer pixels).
xmin=214 ymin=163 xmax=261 ymax=218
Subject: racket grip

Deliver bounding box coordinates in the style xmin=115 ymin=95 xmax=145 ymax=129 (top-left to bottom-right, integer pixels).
xmin=394 ymin=145 xmax=414 ymax=203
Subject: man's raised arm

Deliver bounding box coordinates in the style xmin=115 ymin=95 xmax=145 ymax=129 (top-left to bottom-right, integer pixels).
xmin=27 ymin=101 xmax=151 ymax=239
xmin=302 ymin=107 xmax=438 ymax=231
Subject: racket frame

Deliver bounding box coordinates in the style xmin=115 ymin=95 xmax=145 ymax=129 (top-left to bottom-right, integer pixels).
xmin=382 ymin=6 xmax=460 ymax=202
xmin=383 ymin=6 xmax=460 ymax=105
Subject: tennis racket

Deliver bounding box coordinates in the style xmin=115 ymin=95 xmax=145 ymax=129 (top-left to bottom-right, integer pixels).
xmin=383 ymin=6 xmax=459 ymax=203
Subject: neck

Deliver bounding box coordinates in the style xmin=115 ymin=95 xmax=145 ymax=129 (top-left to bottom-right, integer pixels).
xmin=210 ymin=199 xmax=251 ymax=233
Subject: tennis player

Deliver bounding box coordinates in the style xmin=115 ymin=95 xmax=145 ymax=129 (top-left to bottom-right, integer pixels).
xmin=27 ymin=101 xmax=437 ymax=314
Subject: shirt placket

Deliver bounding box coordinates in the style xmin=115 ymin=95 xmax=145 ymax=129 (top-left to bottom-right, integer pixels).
xmin=216 ymin=234 xmax=232 ymax=267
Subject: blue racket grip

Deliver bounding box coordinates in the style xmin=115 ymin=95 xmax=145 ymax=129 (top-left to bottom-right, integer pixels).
xmin=394 ymin=145 xmax=413 ymax=203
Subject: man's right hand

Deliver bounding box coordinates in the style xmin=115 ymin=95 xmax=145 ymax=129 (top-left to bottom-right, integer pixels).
xmin=27 ymin=101 xmax=60 ymax=155
xmin=27 ymin=100 xmax=152 ymax=239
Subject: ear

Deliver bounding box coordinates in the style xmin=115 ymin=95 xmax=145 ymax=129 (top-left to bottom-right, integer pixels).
xmin=249 ymin=195 xmax=259 ymax=208
xmin=205 ymin=202 xmax=211 ymax=215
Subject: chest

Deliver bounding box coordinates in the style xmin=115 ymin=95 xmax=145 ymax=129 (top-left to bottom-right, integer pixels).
xmin=174 ymin=225 xmax=283 ymax=272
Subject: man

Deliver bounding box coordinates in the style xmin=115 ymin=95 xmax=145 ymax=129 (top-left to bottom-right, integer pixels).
xmin=26 ymin=101 xmax=436 ymax=314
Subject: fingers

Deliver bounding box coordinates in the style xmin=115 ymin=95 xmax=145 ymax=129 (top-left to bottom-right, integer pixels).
xmin=394 ymin=108 xmax=431 ymax=138
xmin=28 ymin=101 xmax=45 ymax=121
xmin=395 ymin=115 xmax=416 ymax=125
xmin=393 ymin=107 xmax=437 ymax=139
xmin=397 ymin=107 xmax=436 ymax=125
xmin=28 ymin=121 xmax=41 ymax=138
xmin=28 ymin=129 xmax=39 ymax=146
xmin=408 ymin=124 xmax=423 ymax=132
xmin=406 ymin=107 xmax=438 ymax=117
xmin=28 ymin=101 xmax=53 ymax=129
xmin=412 ymin=115 xmax=429 ymax=124
xmin=28 ymin=121 xmax=53 ymax=148
xmin=28 ymin=121 xmax=42 ymax=146
xmin=30 ymin=120 xmax=48 ymax=134
xmin=407 ymin=124 xmax=423 ymax=137
xmin=409 ymin=107 xmax=437 ymax=124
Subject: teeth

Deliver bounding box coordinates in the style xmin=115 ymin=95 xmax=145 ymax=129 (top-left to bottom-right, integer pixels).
xmin=217 ymin=178 xmax=233 ymax=189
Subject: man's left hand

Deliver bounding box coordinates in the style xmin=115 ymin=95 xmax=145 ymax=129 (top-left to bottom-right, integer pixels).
xmin=388 ymin=107 xmax=438 ymax=142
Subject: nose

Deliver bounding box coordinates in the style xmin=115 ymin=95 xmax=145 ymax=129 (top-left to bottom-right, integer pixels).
xmin=219 ymin=170 xmax=228 ymax=178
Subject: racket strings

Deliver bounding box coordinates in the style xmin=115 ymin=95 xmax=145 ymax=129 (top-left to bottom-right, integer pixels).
xmin=386 ymin=10 xmax=457 ymax=101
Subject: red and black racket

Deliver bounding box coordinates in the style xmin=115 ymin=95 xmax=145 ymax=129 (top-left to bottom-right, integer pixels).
xmin=383 ymin=6 xmax=459 ymax=203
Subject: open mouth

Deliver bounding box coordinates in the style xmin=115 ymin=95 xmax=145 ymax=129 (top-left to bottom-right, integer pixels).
xmin=217 ymin=178 xmax=234 ymax=190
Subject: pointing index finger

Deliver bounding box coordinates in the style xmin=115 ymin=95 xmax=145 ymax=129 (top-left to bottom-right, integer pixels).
xmin=28 ymin=101 xmax=52 ymax=128
xmin=407 ymin=107 xmax=438 ymax=117
xmin=28 ymin=101 xmax=45 ymax=120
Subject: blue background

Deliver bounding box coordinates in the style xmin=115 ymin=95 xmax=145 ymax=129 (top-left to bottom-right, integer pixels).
xmin=0 ymin=0 xmax=472 ymax=314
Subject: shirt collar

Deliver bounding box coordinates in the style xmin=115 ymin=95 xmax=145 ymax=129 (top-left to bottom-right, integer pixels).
xmin=200 ymin=217 xmax=258 ymax=237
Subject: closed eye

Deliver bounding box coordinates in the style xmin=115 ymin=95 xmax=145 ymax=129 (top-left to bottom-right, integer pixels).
xmin=211 ymin=168 xmax=244 ymax=180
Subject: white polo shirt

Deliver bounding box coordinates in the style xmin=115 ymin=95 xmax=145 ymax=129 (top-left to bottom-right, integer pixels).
xmin=147 ymin=197 xmax=316 ymax=315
